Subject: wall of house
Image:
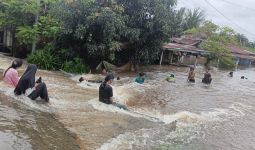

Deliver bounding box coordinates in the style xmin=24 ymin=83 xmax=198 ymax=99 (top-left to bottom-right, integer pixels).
xmin=233 ymin=57 xmax=252 ymax=66
xmin=238 ymin=58 xmax=251 ymax=66
xmin=182 ymin=55 xmax=207 ymax=66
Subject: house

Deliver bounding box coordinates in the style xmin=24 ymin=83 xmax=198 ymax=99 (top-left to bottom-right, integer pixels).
xmin=227 ymin=45 xmax=255 ymax=66
xmin=0 ymin=28 xmax=13 ymax=53
xmin=160 ymin=37 xmax=211 ymax=67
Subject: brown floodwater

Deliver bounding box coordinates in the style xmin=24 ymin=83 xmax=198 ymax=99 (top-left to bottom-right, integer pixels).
xmin=1 ymin=54 xmax=255 ymax=150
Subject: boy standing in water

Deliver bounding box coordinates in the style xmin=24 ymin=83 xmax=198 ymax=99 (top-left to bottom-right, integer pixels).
xmin=202 ymin=69 xmax=212 ymax=84
xmin=187 ymin=67 xmax=195 ymax=83
xmin=99 ymin=74 xmax=128 ymax=110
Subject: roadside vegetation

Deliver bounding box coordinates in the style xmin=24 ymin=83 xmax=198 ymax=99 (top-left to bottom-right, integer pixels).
xmin=1 ymin=0 xmax=254 ymax=72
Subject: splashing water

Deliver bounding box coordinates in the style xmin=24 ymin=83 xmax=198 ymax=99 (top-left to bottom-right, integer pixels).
xmin=1 ymin=54 xmax=255 ymax=150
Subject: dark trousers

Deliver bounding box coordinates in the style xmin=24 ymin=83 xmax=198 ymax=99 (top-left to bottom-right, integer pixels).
xmin=28 ymin=83 xmax=49 ymax=102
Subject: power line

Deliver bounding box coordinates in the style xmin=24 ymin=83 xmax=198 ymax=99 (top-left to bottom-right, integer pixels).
xmin=204 ymin=0 xmax=255 ymax=38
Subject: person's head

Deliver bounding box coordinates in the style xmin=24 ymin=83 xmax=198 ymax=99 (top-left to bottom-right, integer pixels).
xmin=170 ymin=74 xmax=175 ymax=78
xmin=117 ymin=76 xmax=120 ymax=80
xmin=79 ymin=77 xmax=84 ymax=82
xmin=190 ymin=67 xmax=194 ymax=71
xmin=102 ymin=68 xmax=107 ymax=75
xmin=36 ymin=77 xmax=42 ymax=84
xmin=206 ymin=69 xmax=210 ymax=73
xmin=241 ymin=76 xmax=245 ymax=79
xmin=229 ymin=72 xmax=233 ymax=77
xmin=26 ymin=64 xmax=37 ymax=76
xmin=3 ymin=58 xmax=23 ymax=77
xmin=105 ymin=74 xmax=114 ymax=84
xmin=12 ymin=59 xmax=23 ymax=69
xmin=139 ymin=72 xmax=145 ymax=77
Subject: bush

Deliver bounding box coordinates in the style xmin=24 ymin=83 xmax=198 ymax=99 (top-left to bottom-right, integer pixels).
xmin=62 ymin=57 xmax=88 ymax=74
xmin=219 ymin=56 xmax=235 ymax=69
xmin=27 ymin=50 xmax=61 ymax=70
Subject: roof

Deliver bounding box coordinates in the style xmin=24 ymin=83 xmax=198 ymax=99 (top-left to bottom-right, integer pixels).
xmin=228 ymin=45 xmax=255 ymax=60
xmin=232 ymin=54 xmax=255 ymax=60
xmin=172 ymin=37 xmax=201 ymax=46
xmin=163 ymin=43 xmax=211 ymax=55
xmin=244 ymin=50 xmax=255 ymax=56
xmin=227 ymin=45 xmax=251 ymax=55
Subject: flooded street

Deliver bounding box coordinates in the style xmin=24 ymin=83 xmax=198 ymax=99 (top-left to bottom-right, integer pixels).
xmin=1 ymin=54 xmax=255 ymax=150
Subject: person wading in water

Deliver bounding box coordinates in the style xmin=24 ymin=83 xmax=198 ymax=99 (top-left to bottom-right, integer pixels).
xmin=202 ymin=69 xmax=212 ymax=85
xmin=187 ymin=67 xmax=195 ymax=83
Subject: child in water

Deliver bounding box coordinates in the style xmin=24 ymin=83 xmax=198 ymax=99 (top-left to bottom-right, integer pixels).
xmin=229 ymin=71 xmax=233 ymax=77
xmin=202 ymin=69 xmax=212 ymax=84
xmin=166 ymin=74 xmax=175 ymax=83
xmin=3 ymin=58 xmax=23 ymax=87
xmin=187 ymin=67 xmax=195 ymax=83
xmin=135 ymin=72 xmax=145 ymax=84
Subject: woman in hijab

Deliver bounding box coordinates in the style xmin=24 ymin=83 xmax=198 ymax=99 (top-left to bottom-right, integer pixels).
xmin=14 ymin=64 xmax=49 ymax=102
xmin=3 ymin=58 xmax=23 ymax=87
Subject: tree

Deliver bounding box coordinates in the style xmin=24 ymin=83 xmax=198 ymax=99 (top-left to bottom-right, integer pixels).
xmin=0 ymin=0 xmax=38 ymax=56
xmin=0 ymin=0 xmax=60 ymax=56
xmin=188 ymin=21 xmax=237 ymax=69
xmin=183 ymin=8 xmax=205 ymax=30
xmin=50 ymin=0 xmax=125 ymax=65
xmin=116 ymin=0 xmax=177 ymax=64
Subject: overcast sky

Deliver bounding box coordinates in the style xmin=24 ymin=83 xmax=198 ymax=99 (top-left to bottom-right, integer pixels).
xmin=177 ymin=0 xmax=255 ymax=42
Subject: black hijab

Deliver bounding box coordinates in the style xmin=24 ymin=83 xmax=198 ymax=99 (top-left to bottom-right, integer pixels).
xmin=14 ymin=64 xmax=37 ymax=95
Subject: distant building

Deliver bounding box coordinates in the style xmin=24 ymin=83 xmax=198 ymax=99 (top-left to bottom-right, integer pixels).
xmin=160 ymin=37 xmax=211 ymax=67
xmin=227 ymin=45 xmax=255 ymax=66
xmin=0 ymin=28 xmax=13 ymax=53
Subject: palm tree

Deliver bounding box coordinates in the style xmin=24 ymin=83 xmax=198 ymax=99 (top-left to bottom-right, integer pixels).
xmin=184 ymin=8 xmax=205 ymax=30
xmin=236 ymin=33 xmax=248 ymax=46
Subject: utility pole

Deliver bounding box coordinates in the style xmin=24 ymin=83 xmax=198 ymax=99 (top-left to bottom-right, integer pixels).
xmin=31 ymin=0 xmax=40 ymax=53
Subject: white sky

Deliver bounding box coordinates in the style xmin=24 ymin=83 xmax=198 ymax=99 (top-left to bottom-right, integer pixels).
xmin=177 ymin=0 xmax=255 ymax=42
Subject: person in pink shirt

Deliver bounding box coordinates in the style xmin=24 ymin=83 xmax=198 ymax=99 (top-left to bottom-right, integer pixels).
xmin=3 ymin=59 xmax=23 ymax=87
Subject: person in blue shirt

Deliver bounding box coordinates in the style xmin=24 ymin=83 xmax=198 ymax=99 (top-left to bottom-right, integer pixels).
xmin=135 ymin=72 xmax=145 ymax=84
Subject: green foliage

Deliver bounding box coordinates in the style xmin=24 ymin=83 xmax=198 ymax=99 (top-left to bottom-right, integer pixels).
xmin=183 ymin=8 xmax=205 ymax=30
xmin=27 ymin=49 xmax=61 ymax=70
xmin=115 ymin=0 xmax=177 ymax=64
xmin=2 ymin=0 xmax=252 ymax=71
xmin=16 ymin=26 xmax=39 ymax=44
xmin=37 ymin=16 xmax=61 ymax=39
xmin=62 ymin=58 xmax=88 ymax=73
xmin=235 ymin=33 xmax=255 ymax=52
xmin=218 ymin=56 xmax=235 ymax=69
xmin=0 ymin=0 xmax=38 ymax=27
xmin=189 ymin=21 xmax=237 ymax=69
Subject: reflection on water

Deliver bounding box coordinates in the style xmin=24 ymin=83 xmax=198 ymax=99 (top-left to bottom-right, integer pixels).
xmin=1 ymin=54 xmax=255 ymax=150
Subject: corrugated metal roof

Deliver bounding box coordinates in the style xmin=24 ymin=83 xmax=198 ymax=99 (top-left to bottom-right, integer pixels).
xmin=172 ymin=37 xmax=201 ymax=46
xmin=228 ymin=45 xmax=250 ymax=55
xmin=163 ymin=43 xmax=211 ymax=54
xmin=232 ymin=54 xmax=255 ymax=60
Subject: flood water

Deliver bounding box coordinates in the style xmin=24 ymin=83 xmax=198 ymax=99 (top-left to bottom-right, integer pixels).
xmin=0 ymin=55 xmax=255 ymax=150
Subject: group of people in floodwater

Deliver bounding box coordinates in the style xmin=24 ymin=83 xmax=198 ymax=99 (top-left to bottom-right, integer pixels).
xmin=188 ymin=67 xmax=212 ymax=84
xmin=2 ymin=59 xmax=243 ymax=110
xmin=2 ymin=59 xmax=49 ymax=102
